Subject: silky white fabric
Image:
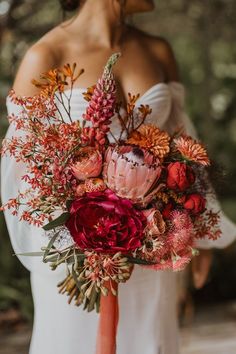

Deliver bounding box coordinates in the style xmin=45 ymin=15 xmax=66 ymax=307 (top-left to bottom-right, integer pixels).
xmin=1 ymin=82 xmax=236 ymax=354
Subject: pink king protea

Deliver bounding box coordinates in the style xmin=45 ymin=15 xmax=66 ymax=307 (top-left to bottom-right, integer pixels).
xmin=103 ymin=145 xmax=163 ymax=205
xmin=167 ymin=210 xmax=195 ymax=253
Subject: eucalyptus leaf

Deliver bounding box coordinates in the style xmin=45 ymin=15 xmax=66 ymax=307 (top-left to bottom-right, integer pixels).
xmin=43 ymin=212 xmax=70 ymax=231
xmin=43 ymin=231 xmax=60 ymax=261
xmin=96 ymin=292 xmax=101 ymax=313
xmin=66 ymin=199 xmax=73 ymax=210
xmin=15 ymin=251 xmax=45 ymax=257
xmin=87 ymin=286 xmax=98 ymax=312
xmin=43 ymin=254 xmax=60 ymax=263
xmin=83 ymin=297 xmax=89 ymax=311
xmin=72 ymin=267 xmax=84 ymax=291
xmin=67 ymin=254 xmax=86 ymax=265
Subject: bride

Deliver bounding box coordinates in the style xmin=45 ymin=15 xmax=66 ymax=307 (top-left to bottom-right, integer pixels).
xmin=1 ymin=1 xmax=236 ymax=353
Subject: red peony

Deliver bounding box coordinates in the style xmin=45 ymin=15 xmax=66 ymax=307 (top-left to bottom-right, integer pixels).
xmin=183 ymin=193 xmax=206 ymax=215
xmin=166 ymin=162 xmax=195 ymax=191
xmin=66 ymin=189 xmax=146 ymax=253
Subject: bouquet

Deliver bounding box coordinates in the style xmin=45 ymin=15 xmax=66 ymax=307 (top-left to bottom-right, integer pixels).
xmin=1 ymin=53 xmax=221 ymax=353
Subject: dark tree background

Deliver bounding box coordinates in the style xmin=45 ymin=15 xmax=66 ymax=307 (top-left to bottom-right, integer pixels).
xmin=0 ymin=0 xmax=236 ymax=320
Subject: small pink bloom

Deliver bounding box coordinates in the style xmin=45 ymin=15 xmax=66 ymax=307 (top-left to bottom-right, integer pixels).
xmin=144 ymin=252 xmax=192 ymax=272
xmin=172 ymin=253 xmax=192 ymax=271
xmin=76 ymin=184 xmax=86 ymax=196
xmin=145 ymin=259 xmax=172 ymax=271
xmin=167 ymin=210 xmax=194 ymax=253
xmin=84 ymin=178 xmax=106 ymax=193
xmin=71 ymin=147 xmax=102 ymax=181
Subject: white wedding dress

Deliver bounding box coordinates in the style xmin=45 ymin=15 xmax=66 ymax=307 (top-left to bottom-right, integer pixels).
xmin=1 ymin=82 xmax=236 ymax=354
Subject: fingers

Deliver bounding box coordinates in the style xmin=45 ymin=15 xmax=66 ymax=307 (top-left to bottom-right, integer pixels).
xmin=192 ymin=249 xmax=213 ymax=289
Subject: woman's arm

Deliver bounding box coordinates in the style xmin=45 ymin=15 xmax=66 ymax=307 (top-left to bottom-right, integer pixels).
xmin=1 ymin=42 xmax=61 ymax=274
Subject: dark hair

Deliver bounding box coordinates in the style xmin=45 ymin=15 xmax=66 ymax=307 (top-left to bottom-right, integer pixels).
xmin=59 ymin=0 xmax=80 ymax=12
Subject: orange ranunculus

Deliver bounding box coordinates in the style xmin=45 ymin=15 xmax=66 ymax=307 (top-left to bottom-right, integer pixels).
xmin=184 ymin=193 xmax=206 ymax=215
xmin=71 ymin=147 xmax=102 ymax=181
xmin=166 ymin=162 xmax=195 ymax=191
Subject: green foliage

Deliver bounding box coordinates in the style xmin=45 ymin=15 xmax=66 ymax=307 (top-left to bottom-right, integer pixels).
xmin=43 ymin=213 xmax=70 ymax=231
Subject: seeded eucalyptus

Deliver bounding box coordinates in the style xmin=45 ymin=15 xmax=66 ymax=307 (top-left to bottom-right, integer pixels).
xmin=42 ymin=234 xmax=134 ymax=312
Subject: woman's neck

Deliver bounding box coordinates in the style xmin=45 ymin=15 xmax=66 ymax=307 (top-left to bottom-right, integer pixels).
xmin=64 ymin=0 xmax=127 ymax=49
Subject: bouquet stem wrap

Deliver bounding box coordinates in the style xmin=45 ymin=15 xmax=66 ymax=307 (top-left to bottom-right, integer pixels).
xmin=96 ymin=281 xmax=119 ymax=354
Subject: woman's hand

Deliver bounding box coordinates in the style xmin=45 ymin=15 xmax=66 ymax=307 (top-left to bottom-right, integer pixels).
xmin=191 ymin=249 xmax=213 ymax=289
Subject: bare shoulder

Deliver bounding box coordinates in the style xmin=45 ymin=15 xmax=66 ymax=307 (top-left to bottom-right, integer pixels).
xmin=150 ymin=35 xmax=179 ymax=82
xmin=130 ymin=27 xmax=179 ymax=82
xmin=13 ymin=26 xmax=64 ymax=96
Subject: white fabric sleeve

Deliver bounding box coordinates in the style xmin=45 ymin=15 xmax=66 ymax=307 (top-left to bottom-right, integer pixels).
xmin=1 ymin=98 xmax=65 ymax=278
xmin=163 ymin=82 xmax=236 ymax=249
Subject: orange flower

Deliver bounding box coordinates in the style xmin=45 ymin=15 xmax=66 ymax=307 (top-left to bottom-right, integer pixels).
xmin=31 ymin=64 xmax=84 ymax=98
xmin=138 ymin=104 xmax=152 ymax=117
xmin=174 ymin=135 xmax=210 ymax=166
xmin=83 ymin=85 xmax=96 ymax=102
xmin=60 ymin=63 xmax=84 ymax=83
xmin=32 ymin=68 xmax=67 ymax=96
xmin=127 ymin=93 xmax=140 ymax=114
xmin=127 ymin=124 xmax=170 ymax=159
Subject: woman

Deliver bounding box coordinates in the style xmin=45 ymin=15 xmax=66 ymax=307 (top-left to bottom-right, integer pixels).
xmin=1 ymin=1 xmax=236 ymax=353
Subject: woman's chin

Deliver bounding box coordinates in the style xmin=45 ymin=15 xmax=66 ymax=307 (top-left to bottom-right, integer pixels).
xmin=126 ymin=0 xmax=155 ymax=14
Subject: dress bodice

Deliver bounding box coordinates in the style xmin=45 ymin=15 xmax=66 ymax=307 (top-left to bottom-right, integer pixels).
xmin=57 ymin=82 xmax=185 ymax=138
xmin=6 ymin=82 xmax=186 ymax=135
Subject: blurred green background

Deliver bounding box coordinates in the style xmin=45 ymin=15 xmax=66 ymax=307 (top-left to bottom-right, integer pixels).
xmin=0 ymin=0 xmax=236 ymax=324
